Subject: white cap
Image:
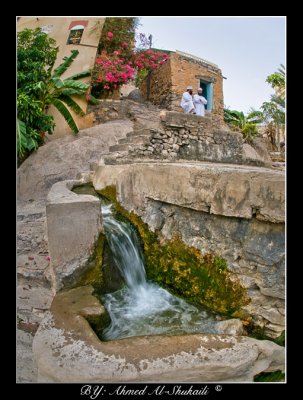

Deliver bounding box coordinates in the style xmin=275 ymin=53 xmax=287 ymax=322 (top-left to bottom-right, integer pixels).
xmin=186 ymin=86 xmax=193 ymax=90
xmin=198 ymin=88 xmax=203 ymax=92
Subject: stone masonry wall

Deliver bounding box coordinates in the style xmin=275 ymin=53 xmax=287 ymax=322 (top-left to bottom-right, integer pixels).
xmin=129 ymin=111 xmax=268 ymax=166
xmin=139 ymin=52 xmax=224 ymax=118
xmin=139 ymin=57 xmax=172 ymax=108
xmin=170 ymin=53 xmax=224 ymax=117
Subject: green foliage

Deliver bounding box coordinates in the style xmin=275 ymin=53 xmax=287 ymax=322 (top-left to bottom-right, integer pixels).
xmin=17 ymin=27 xmax=58 ymax=90
xmin=34 ymin=50 xmax=98 ymax=134
xmin=75 ymin=232 xmax=105 ymax=290
xmin=241 ymin=123 xmax=259 ymax=142
xmin=98 ymin=186 xmax=250 ymax=316
xmin=261 ymin=100 xmax=285 ymax=125
xmin=266 ymin=64 xmax=285 ymax=99
xmin=260 ymin=64 xmax=285 ymax=150
xmin=53 ymin=50 xmax=79 ymax=77
xmin=17 ymin=28 xmax=58 ymax=163
xmin=91 ymin=18 xmax=168 ymax=96
xmin=17 ymin=28 xmax=98 ymax=164
xmin=96 ymin=17 xmax=138 ymax=55
xmin=274 ymin=330 xmax=285 ymax=347
xmin=254 ymin=370 xmax=285 ymax=382
xmin=247 ymin=323 xmax=285 ymax=347
xmin=223 ymin=109 xmax=260 ymax=143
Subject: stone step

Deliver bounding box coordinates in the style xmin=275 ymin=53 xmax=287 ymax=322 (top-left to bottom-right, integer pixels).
xmin=119 ymin=134 xmax=151 ymax=145
xmin=108 ymin=144 xmax=130 ymax=152
xmin=134 ymin=117 xmax=161 ymax=130
xmin=102 ymin=151 xmax=129 ymax=165
xmin=126 ymin=128 xmax=151 ymax=138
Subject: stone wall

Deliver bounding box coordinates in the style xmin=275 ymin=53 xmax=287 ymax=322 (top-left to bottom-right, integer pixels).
xmin=139 ymin=52 xmax=224 ymax=118
xmin=141 ymin=199 xmax=285 ymax=337
xmin=129 ymin=111 xmax=270 ymax=167
xmin=139 ymin=58 xmax=172 ymax=108
xmin=170 ymin=52 xmax=224 ymax=117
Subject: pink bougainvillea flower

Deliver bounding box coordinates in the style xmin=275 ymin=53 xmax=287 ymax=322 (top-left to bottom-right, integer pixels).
xmin=107 ymin=32 xmax=113 ymax=38
xmin=86 ymin=95 xmax=91 ymax=101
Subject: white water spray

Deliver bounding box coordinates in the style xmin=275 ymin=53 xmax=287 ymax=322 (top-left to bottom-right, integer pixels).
xmin=101 ymin=204 xmax=217 ymax=340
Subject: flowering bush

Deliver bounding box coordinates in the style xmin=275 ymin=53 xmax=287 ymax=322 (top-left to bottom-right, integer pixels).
xmin=92 ymin=52 xmax=134 ymax=92
xmin=133 ymin=49 xmax=169 ymax=86
xmin=91 ymin=18 xmax=169 ymax=97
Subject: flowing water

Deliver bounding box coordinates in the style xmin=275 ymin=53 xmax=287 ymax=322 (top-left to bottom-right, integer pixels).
xmin=101 ymin=204 xmax=217 ymax=341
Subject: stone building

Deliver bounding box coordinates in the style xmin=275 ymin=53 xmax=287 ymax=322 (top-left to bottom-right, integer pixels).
xmin=140 ymin=50 xmax=224 ymax=119
xmin=17 ymin=17 xmax=105 ymax=138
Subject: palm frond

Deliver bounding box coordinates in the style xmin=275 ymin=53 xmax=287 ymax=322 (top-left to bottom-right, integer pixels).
xmin=60 ymin=88 xmax=87 ymax=96
xmin=67 ymin=70 xmax=91 ymax=80
xmin=87 ymin=94 xmax=99 ymax=105
xmin=58 ymin=95 xmax=85 ymax=116
xmin=62 ymin=79 xmax=90 ymax=90
xmin=17 ymin=119 xmax=27 ymax=155
xmin=26 ymin=135 xmax=39 ymax=151
xmin=52 ymin=76 xmax=64 ymax=88
xmin=270 ymin=94 xmax=285 ymax=108
xmin=247 ymin=110 xmax=264 ymax=124
xmin=277 ymin=64 xmax=285 ymax=76
xmin=53 ymin=50 xmax=79 ymax=77
xmin=51 ymin=98 xmax=79 ymax=133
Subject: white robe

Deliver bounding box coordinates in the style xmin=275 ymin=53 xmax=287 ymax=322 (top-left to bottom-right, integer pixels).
xmin=193 ymin=94 xmax=207 ymax=116
xmin=180 ymin=92 xmax=194 ymax=113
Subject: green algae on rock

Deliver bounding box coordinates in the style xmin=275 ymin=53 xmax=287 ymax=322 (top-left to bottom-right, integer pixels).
xmin=98 ymin=185 xmax=250 ymax=316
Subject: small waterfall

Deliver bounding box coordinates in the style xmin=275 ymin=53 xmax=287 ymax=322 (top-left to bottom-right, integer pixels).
xmin=101 ymin=204 xmax=217 ymax=341
xmin=102 ymin=204 xmax=146 ymax=289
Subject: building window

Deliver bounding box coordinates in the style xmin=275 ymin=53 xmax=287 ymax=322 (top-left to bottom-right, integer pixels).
xmin=67 ymin=25 xmax=85 ymax=45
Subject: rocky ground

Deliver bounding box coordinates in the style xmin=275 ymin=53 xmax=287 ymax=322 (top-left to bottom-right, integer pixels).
xmin=16 ymin=118 xmax=135 ymax=382
xmin=17 ymin=200 xmax=53 ymax=382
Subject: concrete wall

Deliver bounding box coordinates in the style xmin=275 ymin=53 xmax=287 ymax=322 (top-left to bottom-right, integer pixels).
xmin=46 ymin=180 xmax=102 ymax=291
xmin=17 ymin=17 xmax=105 ymax=138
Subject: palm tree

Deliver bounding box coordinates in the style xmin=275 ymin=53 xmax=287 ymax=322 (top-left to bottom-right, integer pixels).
xmin=266 ymin=64 xmax=285 ymax=100
xmin=223 ymin=109 xmax=263 ymax=142
xmin=261 ymin=97 xmax=285 ymax=151
xmin=34 ymin=49 xmax=98 ymax=133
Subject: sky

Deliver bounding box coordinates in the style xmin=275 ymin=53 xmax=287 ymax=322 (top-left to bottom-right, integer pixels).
xmin=139 ymin=17 xmax=286 ymax=114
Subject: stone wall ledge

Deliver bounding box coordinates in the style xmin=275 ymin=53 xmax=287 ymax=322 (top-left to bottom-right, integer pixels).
xmin=93 ymin=162 xmax=285 ymax=223
xmin=46 ymin=180 xmax=102 ymax=292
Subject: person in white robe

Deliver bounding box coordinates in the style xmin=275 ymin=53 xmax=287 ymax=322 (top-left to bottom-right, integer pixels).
xmin=180 ymin=86 xmax=195 ymax=114
xmin=193 ymin=88 xmax=207 ymax=116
